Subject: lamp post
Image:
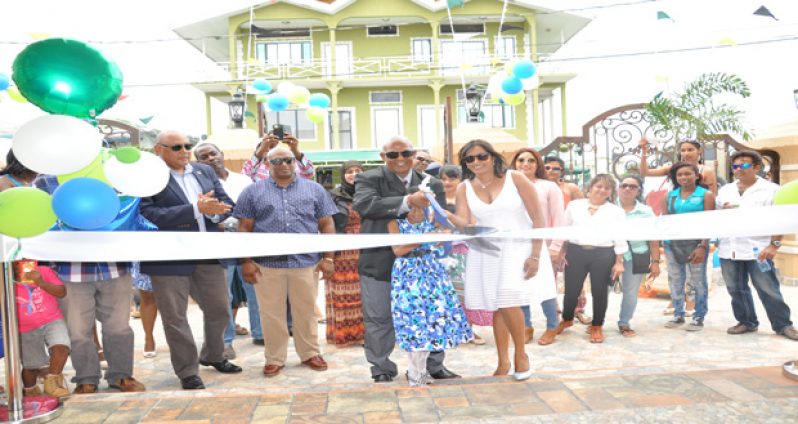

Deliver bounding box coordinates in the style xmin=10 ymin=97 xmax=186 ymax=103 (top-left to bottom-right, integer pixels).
xmin=228 ymin=91 xmax=246 ymax=129
xmin=794 ymin=89 xmax=798 ymax=110
xmin=465 ymin=84 xmax=483 ymax=123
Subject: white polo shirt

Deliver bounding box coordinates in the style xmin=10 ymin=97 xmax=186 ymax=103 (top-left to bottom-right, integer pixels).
xmin=716 ymin=176 xmax=780 ymax=260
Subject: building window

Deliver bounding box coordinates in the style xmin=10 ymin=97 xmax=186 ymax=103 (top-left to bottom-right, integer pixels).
xmin=441 ymin=40 xmax=488 ymax=75
xmin=496 ymin=36 xmax=516 ymax=60
xmin=328 ymin=110 xmax=354 ymax=149
xmin=256 ymin=41 xmax=312 ymax=65
xmin=456 ymin=88 xmax=515 ymax=128
xmin=367 ymin=25 xmax=399 ymax=36
xmin=266 ymin=109 xmax=316 ymax=140
xmin=412 ymin=38 xmax=432 ymax=63
xmin=370 ymin=91 xmax=402 ymax=103
xmin=441 ymin=24 xmax=485 ymax=34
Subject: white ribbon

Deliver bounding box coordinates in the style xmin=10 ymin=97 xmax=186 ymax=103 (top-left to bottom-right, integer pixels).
xmin=4 ymin=205 xmax=798 ymax=263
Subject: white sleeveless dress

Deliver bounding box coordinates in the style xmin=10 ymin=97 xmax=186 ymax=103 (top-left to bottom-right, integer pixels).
xmin=464 ymin=171 xmax=556 ymax=311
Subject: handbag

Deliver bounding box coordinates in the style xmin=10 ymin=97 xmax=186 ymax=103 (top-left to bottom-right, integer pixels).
xmin=629 ymin=242 xmax=651 ymax=274
xmin=667 ymin=195 xmax=701 ymax=264
xmin=645 ymin=177 xmax=669 ymax=216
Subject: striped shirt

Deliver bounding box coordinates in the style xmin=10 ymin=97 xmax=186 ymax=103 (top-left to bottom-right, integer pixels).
xmin=241 ymin=154 xmax=315 ymax=182
xmin=234 ymin=176 xmax=337 ymax=268
xmin=33 ymin=175 xmax=129 ymax=283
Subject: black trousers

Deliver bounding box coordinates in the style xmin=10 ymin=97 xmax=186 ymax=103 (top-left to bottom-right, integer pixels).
xmin=562 ymin=244 xmax=616 ymax=326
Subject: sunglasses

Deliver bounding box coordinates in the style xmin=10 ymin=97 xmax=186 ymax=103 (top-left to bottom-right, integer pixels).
xmin=268 ymin=157 xmax=295 ymax=166
xmin=731 ymin=163 xmax=753 ymax=170
xmin=415 ymin=157 xmax=431 ymax=163
xmin=159 ymin=143 xmax=193 ymax=152
xmin=544 ymin=166 xmax=562 ymax=172
xmin=463 ymin=153 xmax=491 ymax=164
xmin=620 ymin=183 xmax=640 ymax=190
xmin=516 ymin=158 xmax=536 ymax=164
xmin=384 ymin=150 xmax=415 ymax=160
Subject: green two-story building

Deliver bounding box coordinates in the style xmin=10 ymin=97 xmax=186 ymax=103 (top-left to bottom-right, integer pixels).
xmin=175 ymin=0 xmax=589 ymax=155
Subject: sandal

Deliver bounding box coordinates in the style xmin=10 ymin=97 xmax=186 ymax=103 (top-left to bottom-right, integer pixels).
xmin=618 ymin=325 xmax=636 ymax=337
xmin=588 ymin=326 xmax=604 ymax=343
xmin=576 ymin=312 xmax=592 ymax=325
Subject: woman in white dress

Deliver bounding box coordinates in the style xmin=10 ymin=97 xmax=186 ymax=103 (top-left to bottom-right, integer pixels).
xmin=448 ymin=139 xmax=549 ymax=381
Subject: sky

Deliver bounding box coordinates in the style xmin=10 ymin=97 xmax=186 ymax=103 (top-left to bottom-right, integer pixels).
xmin=2 ymin=0 xmax=798 ymax=141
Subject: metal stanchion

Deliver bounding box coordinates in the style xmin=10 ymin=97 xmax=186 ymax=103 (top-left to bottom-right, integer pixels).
xmin=783 ymin=360 xmax=798 ymax=382
xmin=1 ymin=242 xmax=62 ymax=423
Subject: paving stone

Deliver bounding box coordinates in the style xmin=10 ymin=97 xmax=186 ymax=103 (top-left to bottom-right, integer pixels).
xmin=570 ymin=388 xmax=626 ymax=411
xmin=180 ymin=397 xmax=258 ymax=420
xmin=398 ymin=397 xmax=438 ymax=421
xmin=141 ymin=398 xmax=193 ymax=421
xmin=536 ymin=390 xmax=587 ymax=413
xmin=699 ymin=378 xmax=766 ymax=402
xmin=289 ymin=414 xmax=363 ymax=423
xmin=396 ymin=387 xmax=430 ymax=398
xmin=254 ymin=404 xmax=291 ymax=417
xmin=432 ymin=396 xmax=469 ymax=409
xmin=290 ymin=402 xmax=327 ymax=416
xmin=259 ymin=394 xmax=294 ymax=405
xmin=464 ymin=383 xmax=535 ymax=406
xmin=428 ymin=386 xmax=465 ymax=398
xmin=509 ymin=401 xmax=553 ymax=416
xmin=362 ymin=411 xmax=403 ymax=424
xmin=745 ymin=366 xmax=798 ymax=386
xmin=294 ymin=392 xmax=329 ymax=403
xmin=327 ymin=391 xmax=397 ymax=414
xmin=438 ymin=405 xmax=511 ymax=420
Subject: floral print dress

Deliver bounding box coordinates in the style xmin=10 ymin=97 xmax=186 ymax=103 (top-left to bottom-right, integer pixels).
xmin=391 ymin=217 xmax=473 ymax=352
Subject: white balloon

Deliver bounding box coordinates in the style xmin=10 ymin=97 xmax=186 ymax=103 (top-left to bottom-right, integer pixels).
xmin=522 ymin=75 xmax=540 ymax=91
xmin=104 ymin=151 xmax=170 ymax=197
xmin=0 ymin=138 xmax=11 ymax=167
xmin=12 ymin=115 xmax=103 ymax=175
xmin=277 ymin=81 xmax=295 ymax=95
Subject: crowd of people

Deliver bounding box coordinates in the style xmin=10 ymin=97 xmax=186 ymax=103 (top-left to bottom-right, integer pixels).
xmin=0 ymin=131 xmax=796 ymax=396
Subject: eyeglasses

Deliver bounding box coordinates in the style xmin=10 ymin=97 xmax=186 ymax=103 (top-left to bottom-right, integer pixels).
xmin=731 ymin=163 xmax=753 ymax=170
xmin=620 ymin=183 xmax=640 ymax=190
xmin=544 ymin=165 xmax=562 ymax=172
xmin=463 ymin=153 xmax=491 ymax=164
xmin=415 ymin=157 xmax=431 ymax=163
xmin=384 ymin=150 xmax=415 ymax=160
xmin=516 ymin=158 xmax=536 ymax=164
xmin=159 ymin=143 xmax=193 ymax=152
xmin=268 ymin=157 xmax=295 ymax=166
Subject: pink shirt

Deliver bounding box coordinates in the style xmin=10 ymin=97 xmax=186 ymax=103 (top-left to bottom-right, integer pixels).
xmin=532 ymin=178 xmax=565 ymax=252
xmin=15 ymin=266 xmax=65 ymax=333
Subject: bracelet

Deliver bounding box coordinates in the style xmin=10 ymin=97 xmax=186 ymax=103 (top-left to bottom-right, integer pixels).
xmin=322 ymin=257 xmax=334 ymax=263
xmin=651 ymin=259 xmax=661 ymax=263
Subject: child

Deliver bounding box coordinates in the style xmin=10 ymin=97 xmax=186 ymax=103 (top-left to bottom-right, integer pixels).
xmin=388 ymin=205 xmax=473 ymax=386
xmin=13 ymin=260 xmax=71 ymax=397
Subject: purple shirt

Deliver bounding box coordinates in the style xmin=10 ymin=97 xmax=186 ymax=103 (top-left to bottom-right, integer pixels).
xmin=234 ymin=176 xmax=337 ymax=268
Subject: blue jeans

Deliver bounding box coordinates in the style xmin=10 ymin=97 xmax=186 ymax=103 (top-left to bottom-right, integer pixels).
xmin=720 ymin=258 xmax=793 ymax=333
xmin=224 ymin=264 xmax=262 ymax=345
xmin=619 ymin=258 xmax=644 ymax=327
xmin=522 ymin=299 xmax=558 ymax=329
xmin=664 ymin=245 xmax=708 ymax=320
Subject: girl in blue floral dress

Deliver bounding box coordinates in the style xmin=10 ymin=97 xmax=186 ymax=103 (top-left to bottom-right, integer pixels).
xmin=387 ymin=205 xmax=473 ymax=386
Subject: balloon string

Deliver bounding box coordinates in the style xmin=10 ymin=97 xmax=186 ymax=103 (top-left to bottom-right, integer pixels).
xmin=444 ymin=1 xmax=468 ymax=102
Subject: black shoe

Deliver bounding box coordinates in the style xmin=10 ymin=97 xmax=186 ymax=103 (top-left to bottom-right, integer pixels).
xmin=252 ymin=338 xmax=265 ymax=346
xmin=429 ymin=367 xmax=461 ymax=380
xmin=180 ymin=375 xmax=205 ymax=390
xmin=373 ymin=374 xmax=393 ymax=383
xmin=199 ymin=358 xmax=243 ymax=374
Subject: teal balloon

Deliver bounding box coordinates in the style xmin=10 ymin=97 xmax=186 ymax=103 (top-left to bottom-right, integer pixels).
xmin=513 ymin=59 xmax=537 ymax=79
xmin=52 ymin=177 xmax=120 ymax=230
xmin=252 ymin=79 xmax=272 ymax=93
xmin=501 ymin=76 xmax=523 ymax=95
xmin=12 ymin=38 xmax=123 ymax=118
xmin=0 ymin=73 xmax=9 ymax=91
xmin=0 ymin=187 xmax=57 ymax=238
xmin=774 ymin=180 xmax=798 ymax=205
xmin=308 ymin=93 xmax=331 ymax=109
xmin=267 ymin=93 xmax=289 ymax=112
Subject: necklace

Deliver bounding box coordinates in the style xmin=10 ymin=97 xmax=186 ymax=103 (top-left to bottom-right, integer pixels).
xmin=474 ymin=176 xmax=497 ymax=189
xmin=587 ymin=201 xmax=603 ymax=214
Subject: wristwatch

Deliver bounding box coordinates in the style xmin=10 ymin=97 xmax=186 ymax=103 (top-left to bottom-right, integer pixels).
xmin=771 ymin=240 xmax=782 ymax=248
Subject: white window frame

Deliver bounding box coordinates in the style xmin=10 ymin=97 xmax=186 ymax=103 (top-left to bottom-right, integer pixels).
xmin=494 ymin=35 xmax=517 ymax=60
xmin=369 ymin=90 xmax=403 ymax=104
xmin=371 ymin=106 xmax=403 ymax=148
xmin=320 ymin=41 xmax=353 ymax=78
xmin=366 ymin=25 xmax=400 ymax=37
xmin=265 ymin=109 xmax=317 ymax=141
xmin=255 ymin=39 xmax=313 ymax=65
xmin=411 ymin=37 xmax=432 ymax=63
xmin=439 ymin=39 xmax=488 ymax=75
xmin=323 ymin=107 xmax=357 ymax=150
xmin=416 ymin=105 xmax=443 ymax=148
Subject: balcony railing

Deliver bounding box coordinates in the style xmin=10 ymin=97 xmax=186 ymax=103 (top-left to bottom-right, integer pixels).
xmin=207 ymin=53 xmax=554 ymax=83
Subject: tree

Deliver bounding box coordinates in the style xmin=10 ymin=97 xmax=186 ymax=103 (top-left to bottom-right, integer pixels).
xmin=646 ymin=72 xmax=753 ymax=146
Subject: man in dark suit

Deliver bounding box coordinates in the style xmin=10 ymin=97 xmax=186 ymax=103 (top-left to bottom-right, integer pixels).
xmin=141 ymin=131 xmax=242 ymax=390
xmin=353 ymin=135 xmax=460 ymax=383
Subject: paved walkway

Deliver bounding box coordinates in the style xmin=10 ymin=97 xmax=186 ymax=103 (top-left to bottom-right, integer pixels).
xmin=7 ymin=280 xmax=798 ymax=422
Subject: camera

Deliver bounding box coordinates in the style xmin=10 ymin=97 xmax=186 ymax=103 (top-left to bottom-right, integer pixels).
xmin=271 ymin=124 xmax=292 ymax=140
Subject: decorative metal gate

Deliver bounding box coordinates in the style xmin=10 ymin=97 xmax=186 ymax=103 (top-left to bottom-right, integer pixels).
xmin=540 ymin=103 xmax=780 ymax=186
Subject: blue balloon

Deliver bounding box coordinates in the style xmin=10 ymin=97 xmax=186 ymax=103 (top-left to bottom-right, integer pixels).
xmin=308 ymin=93 xmax=331 ymax=109
xmin=0 ymin=73 xmax=9 ymax=91
xmin=252 ymin=79 xmax=272 ymax=93
xmin=501 ymin=76 xmax=523 ymax=95
xmin=513 ymin=60 xmax=537 ymax=79
xmin=267 ymin=93 xmax=289 ymax=112
xmin=52 ymin=178 xmax=120 ymax=230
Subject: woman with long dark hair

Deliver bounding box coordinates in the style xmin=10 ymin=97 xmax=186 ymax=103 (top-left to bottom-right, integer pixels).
xmin=0 ymin=150 xmax=37 ymax=190
xmin=449 ymin=139 xmax=549 ymax=381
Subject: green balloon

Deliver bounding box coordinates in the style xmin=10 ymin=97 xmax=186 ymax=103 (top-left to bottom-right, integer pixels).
xmin=114 ymin=146 xmax=141 ymax=164
xmin=12 ymin=38 xmax=123 ymax=118
xmin=774 ymin=180 xmax=798 ymax=205
xmin=0 ymin=187 xmax=57 ymax=238
xmin=57 ymin=153 xmax=109 ymax=185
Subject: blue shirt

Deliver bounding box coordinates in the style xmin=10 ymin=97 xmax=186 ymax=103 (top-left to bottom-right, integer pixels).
xmin=233 ymin=176 xmax=337 ymax=268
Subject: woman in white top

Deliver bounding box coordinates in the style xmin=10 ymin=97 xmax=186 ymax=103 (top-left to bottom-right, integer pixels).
xmin=449 ymin=139 xmax=548 ymax=381
xmin=556 ymin=174 xmax=627 ymax=343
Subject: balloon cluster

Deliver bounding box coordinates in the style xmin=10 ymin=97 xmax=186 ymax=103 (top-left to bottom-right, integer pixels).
xmin=0 ymin=38 xmax=170 ymax=239
xmin=0 ymin=72 xmax=28 ymax=104
xmin=486 ymin=59 xmax=538 ymax=106
xmin=249 ymin=79 xmax=331 ymax=124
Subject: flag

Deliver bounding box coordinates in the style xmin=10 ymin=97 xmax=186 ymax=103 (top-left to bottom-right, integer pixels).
xmin=753 ymin=6 xmax=777 ymax=20
xmin=139 ymin=116 xmax=154 ymax=125
xmin=656 ymin=11 xmax=673 ymax=21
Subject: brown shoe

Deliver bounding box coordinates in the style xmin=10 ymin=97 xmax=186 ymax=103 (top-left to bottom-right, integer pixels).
xmin=302 ymin=355 xmax=328 ymax=371
xmin=575 ymin=312 xmax=592 ymax=325
xmin=588 ymin=326 xmax=604 ymax=343
xmin=73 ymin=384 xmax=98 ymax=394
xmin=555 ymin=320 xmax=573 ymax=335
xmin=263 ymin=364 xmax=284 ymax=377
xmin=109 ymin=377 xmax=145 ymax=392
xmin=524 ymin=327 xmax=534 ymax=344
xmin=537 ymin=329 xmax=557 ymax=345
